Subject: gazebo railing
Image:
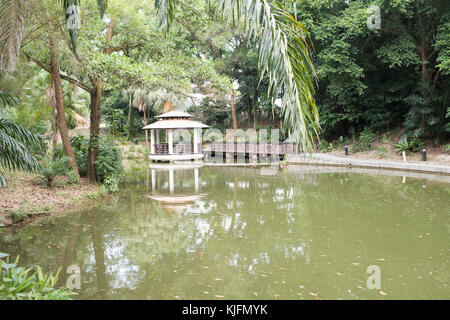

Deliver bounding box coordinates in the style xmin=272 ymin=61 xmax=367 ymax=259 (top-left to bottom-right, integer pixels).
xmin=154 ymin=143 xmax=169 ymax=155
xmin=153 ymin=143 xmax=202 ymax=155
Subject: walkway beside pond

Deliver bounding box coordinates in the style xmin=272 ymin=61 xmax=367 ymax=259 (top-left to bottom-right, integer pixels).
xmin=287 ymin=153 xmax=450 ymax=175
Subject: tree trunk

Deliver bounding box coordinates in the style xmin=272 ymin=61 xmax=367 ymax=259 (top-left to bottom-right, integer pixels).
xmin=48 ymin=32 xmax=80 ymax=179
xmin=126 ymin=93 xmax=132 ymax=140
xmin=47 ymin=84 xmax=58 ymax=149
xmin=51 ymin=91 xmax=58 ymax=149
xmin=87 ymin=79 xmax=102 ymax=184
xmin=144 ymin=107 xmax=148 ymax=148
xmin=253 ymin=89 xmax=258 ymax=130
xmin=86 ymin=20 xmax=115 ymax=184
xmin=231 ymin=89 xmax=238 ymax=130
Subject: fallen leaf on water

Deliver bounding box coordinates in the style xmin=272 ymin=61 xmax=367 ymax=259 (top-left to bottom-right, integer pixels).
xmin=215 ymin=295 xmax=224 ymax=298
xmin=377 ymin=258 xmax=385 ymax=262
xmin=254 ymin=292 xmax=258 ymax=296
xmin=352 ymin=263 xmax=360 ymax=266
xmin=380 ymin=291 xmax=387 ymax=296
xmin=215 ymin=278 xmax=223 ymax=281
xmin=309 ymin=292 xmax=318 ymax=297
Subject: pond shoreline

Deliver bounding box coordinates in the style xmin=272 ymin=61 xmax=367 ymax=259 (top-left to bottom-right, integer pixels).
xmin=0 ymin=174 xmax=109 ymax=228
xmin=287 ymin=153 xmax=450 ymax=175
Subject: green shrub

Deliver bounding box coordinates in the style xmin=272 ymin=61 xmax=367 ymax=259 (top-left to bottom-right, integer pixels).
xmin=65 ymin=170 xmax=80 ymax=185
xmin=35 ymin=153 xmax=71 ymax=188
xmin=351 ymin=141 xmax=363 ymax=153
xmin=95 ymin=139 xmax=123 ymax=183
xmin=0 ymin=252 xmax=75 ymax=300
xmin=103 ymin=174 xmax=120 ymax=193
xmin=70 ymin=135 xmax=123 ymax=183
xmin=105 ymin=109 xmax=128 ymax=137
xmin=377 ymin=145 xmax=389 ymax=158
xmin=359 ymin=128 xmax=374 ymax=151
xmin=317 ymin=140 xmax=335 ymax=152
xmin=69 ymin=135 xmax=90 ymax=177
xmin=7 ymin=209 xmax=27 ymax=224
xmin=444 ymin=144 xmax=450 ymax=152
xmin=393 ymin=137 xmax=424 ymax=154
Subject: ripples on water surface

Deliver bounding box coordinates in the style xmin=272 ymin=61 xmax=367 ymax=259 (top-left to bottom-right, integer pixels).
xmin=1 ymin=165 xmax=449 ymax=299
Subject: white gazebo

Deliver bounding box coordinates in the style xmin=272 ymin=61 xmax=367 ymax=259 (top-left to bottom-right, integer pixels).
xmin=142 ymin=110 xmax=209 ymax=162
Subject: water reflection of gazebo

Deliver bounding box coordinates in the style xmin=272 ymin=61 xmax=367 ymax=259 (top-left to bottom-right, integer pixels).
xmin=142 ymin=110 xmax=209 ymax=162
xmin=148 ymin=164 xmax=205 ymax=205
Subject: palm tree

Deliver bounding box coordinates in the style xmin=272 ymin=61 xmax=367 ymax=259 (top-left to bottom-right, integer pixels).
xmin=0 ymin=0 xmax=107 ymax=71
xmin=0 ymin=0 xmax=25 ymax=72
xmin=0 ymin=90 xmax=43 ymax=187
xmin=156 ymin=0 xmax=319 ymax=151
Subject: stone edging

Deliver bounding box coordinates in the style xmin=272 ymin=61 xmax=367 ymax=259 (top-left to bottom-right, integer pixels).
xmin=286 ymin=153 xmax=450 ymax=175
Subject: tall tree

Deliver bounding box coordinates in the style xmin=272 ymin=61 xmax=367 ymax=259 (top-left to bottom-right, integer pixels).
xmin=156 ymin=0 xmax=320 ymax=150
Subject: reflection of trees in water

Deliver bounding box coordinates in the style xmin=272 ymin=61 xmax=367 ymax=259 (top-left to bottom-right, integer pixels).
xmin=195 ymin=167 xmax=313 ymax=273
xmin=2 ymin=166 xmax=447 ymax=299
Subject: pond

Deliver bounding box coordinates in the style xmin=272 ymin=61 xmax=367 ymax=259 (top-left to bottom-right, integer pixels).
xmin=0 ymin=165 xmax=449 ymax=299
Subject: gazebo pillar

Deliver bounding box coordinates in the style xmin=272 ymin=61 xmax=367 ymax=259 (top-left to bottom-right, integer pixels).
xmin=168 ymin=129 xmax=174 ymax=155
xmin=193 ymin=128 xmax=200 ymax=154
xmin=156 ymin=129 xmax=160 ymax=143
xmin=150 ymin=129 xmax=155 ymax=154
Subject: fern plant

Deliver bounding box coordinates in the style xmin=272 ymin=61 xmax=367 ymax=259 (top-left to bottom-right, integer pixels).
xmin=393 ymin=137 xmax=424 ymax=154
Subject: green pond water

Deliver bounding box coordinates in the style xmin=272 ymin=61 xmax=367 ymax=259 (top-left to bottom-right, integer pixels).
xmin=1 ymin=165 xmax=449 ymax=299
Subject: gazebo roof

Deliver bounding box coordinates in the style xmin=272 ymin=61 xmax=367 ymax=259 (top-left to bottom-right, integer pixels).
xmin=143 ymin=109 xmax=209 ymax=130
xmin=156 ymin=110 xmax=193 ymax=119
xmin=142 ymin=119 xmax=209 ymax=130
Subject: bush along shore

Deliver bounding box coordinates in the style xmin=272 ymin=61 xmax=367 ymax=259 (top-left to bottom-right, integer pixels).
xmin=0 ymin=134 xmax=125 ymax=228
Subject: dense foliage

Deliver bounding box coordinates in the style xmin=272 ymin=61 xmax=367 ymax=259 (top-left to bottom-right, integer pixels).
xmin=293 ymin=0 xmax=449 ymax=142
xmin=0 ymin=252 xmax=74 ymax=300
xmin=70 ymin=135 xmax=123 ymax=183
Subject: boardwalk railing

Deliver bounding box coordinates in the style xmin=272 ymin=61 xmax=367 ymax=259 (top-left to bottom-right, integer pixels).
xmin=210 ymin=142 xmax=299 ymax=155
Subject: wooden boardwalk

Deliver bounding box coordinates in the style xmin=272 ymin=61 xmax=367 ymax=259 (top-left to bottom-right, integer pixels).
xmin=205 ymin=142 xmax=299 ymax=156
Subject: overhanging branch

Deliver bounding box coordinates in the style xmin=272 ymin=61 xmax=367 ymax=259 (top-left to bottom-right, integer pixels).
xmin=23 ymin=52 xmax=93 ymax=93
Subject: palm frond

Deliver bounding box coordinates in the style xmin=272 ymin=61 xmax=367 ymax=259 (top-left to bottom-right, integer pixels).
xmin=0 ymin=118 xmax=43 ymax=151
xmin=97 ymin=0 xmax=108 ymax=18
xmin=0 ymin=89 xmax=20 ymax=107
xmin=216 ymin=0 xmax=319 ymax=151
xmin=0 ymin=0 xmax=25 ymax=72
xmin=155 ymin=0 xmax=319 ymax=151
xmin=154 ymin=0 xmax=176 ymax=33
xmin=56 ymin=0 xmax=107 ymax=51
xmin=0 ymin=118 xmax=42 ymax=187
